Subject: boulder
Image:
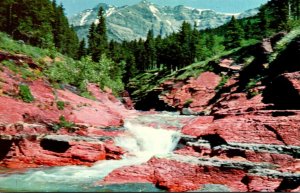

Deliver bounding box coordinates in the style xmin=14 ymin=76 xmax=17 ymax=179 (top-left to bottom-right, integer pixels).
xmin=182 ymin=113 xmax=300 ymax=146
xmin=159 ymin=72 xmax=221 ymax=113
xmin=0 ymin=134 xmax=125 ymax=168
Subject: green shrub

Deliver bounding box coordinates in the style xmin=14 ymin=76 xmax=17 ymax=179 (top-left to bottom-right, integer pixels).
xmin=52 ymin=115 xmax=75 ymax=132
xmin=2 ymin=60 xmax=18 ymax=73
xmin=245 ymin=75 xmax=263 ymax=98
xmin=80 ymin=91 xmax=96 ymax=100
xmin=184 ymin=99 xmax=194 ymax=107
xmin=58 ymin=115 xmax=75 ymax=128
xmin=20 ymin=66 xmax=35 ymax=80
xmin=215 ymin=75 xmax=230 ymax=91
xmin=45 ymin=54 xmax=126 ymax=96
xmin=2 ymin=60 xmax=37 ymax=80
xmin=56 ymin=101 xmax=65 ymax=110
xmin=245 ymin=76 xmax=262 ymax=91
xmin=19 ymin=84 xmax=34 ymax=103
xmin=247 ymin=90 xmax=260 ymax=98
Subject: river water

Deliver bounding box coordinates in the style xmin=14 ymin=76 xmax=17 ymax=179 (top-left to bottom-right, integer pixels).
xmin=0 ymin=112 xmax=193 ymax=192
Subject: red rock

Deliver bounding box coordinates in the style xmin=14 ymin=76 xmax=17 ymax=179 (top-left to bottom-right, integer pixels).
xmin=0 ymin=96 xmax=57 ymax=125
xmin=101 ymin=163 xmax=155 ymax=185
xmin=246 ymin=175 xmax=282 ymax=192
xmin=159 ymin=72 xmax=221 ymax=112
xmin=212 ymin=148 xmax=296 ymax=169
xmin=212 ymin=93 xmax=268 ymax=115
xmin=291 ymin=186 xmax=300 ymax=192
xmin=101 ymin=157 xmax=248 ymax=192
xmin=85 ymin=127 xmax=124 ymax=137
xmin=0 ymin=122 xmax=49 ymax=135
xmin=0 ymin=135 xmax=125 ymax=169
xmin=104 ymin=140 xmax=126 ymax=160
xmin=0 ymin=65 xmax=135 ymax=127
xmin=218 ymin=58 xmax=242 ymax=71
xmin=30 ymin=79 xmax=55 ymax=103
xmin=69 ymin=141 xmax=107 ymax=162
xmin=0 ymin=64 xmax=133 ymax=168
xmin=281 ymin=160 xmax=300 ymax=173
xmin=122 ymin=97 xmax=135 ymax=110
xmin=119 ymin=91 xmax=135 ymax=110
xmin=174 ymin=146 xmax=204 ymax=157
xmin=187 ymin=116 xmax=214 ymax=125
xmin=182 ymin=113 xmax=300 ymax=145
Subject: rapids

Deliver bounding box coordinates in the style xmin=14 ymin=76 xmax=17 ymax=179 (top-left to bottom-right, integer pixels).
xmin=0 ymin=112 xmax=192 ymax=192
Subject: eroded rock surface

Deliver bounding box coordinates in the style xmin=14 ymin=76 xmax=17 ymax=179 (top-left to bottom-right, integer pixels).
xmin=0 ymin=55 xmax=137 ymax=168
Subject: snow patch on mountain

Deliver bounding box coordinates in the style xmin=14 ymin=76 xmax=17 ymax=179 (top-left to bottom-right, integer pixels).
xmin=149 ymin=5 xmax=159 ymax=14
xmin=106 ymin=7 xmax=116 ymax=17
xmin=79 ymin=10 xmax=93 ymax=26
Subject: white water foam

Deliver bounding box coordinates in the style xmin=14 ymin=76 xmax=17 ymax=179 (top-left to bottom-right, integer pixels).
xmin=116 ymin=121 xmax=180 ymax=158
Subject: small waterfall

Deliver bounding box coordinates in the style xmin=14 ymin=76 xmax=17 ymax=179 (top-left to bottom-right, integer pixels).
xmin=116 ymin=120 xmax=181 ymax=158
xmin=0 ymin=116 xmax=182 ymax=192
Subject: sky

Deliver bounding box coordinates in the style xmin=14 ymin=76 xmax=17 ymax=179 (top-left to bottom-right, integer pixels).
xmin=59 ymin=0 xmax=270 ymax=16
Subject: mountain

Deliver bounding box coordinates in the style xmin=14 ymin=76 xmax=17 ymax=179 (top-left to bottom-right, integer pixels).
xmin=69 ymin=0 xmax=259 ymax=42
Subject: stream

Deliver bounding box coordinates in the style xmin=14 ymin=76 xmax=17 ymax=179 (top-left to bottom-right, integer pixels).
xmin=0 ymin=112 xmax=193 ymax=192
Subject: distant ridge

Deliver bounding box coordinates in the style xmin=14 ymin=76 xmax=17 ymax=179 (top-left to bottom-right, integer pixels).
xmin=69 ymin=0 xmax=259 ymax=42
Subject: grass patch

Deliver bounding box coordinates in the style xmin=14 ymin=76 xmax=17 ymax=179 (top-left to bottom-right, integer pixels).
xmin=52 ymin=115 xmax=75 ymax=132
xmin=270 ymin=26 xmax=300 ymax=62
xmin=0 ymin=32 xmax=60 ymax=62
xmin=19 ymin=84 xmax=34 ymax=103
xmin=2 ymin=60 xmax=39 ymax=80
xmin=2 ymin=60 xmax=18 ymax=73
xmin=56 ymin=101 xmax=65 ymax=110
xmin=215 ymin=75 xmax=230 ymax=92
xmin=80 ymin=91 xmax=96 ymax=100
xmin=245 ymin=75 xmax=263 ymax=98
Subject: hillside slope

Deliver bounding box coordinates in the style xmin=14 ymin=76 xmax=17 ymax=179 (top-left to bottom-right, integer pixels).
xmin=0 ymin=33 xmax=135 ymax=168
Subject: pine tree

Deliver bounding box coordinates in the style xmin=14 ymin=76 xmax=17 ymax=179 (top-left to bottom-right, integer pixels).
xmin=155 ymin=34 xmax=165 ymax=67
xmin=0 ymin=0 xmax=79 ymax=57
xmin=290 ymin=0 xmax=300 ymax=20
xmin=224 ymin=16 xmax=244 ymax=49
xmin=257 ymin=5 xmax=269 ymax=37
xmin=195 ymin=33 xmax=212 ymax=61
xmin=87 ymin=22 xmax=96 ymax=56
xmin=135 ymin=38 xmax=147 ymax=71
xmin=244 ymin=20 xmax=254 ymax=39
xmin=144 ymin=29 xmax=157 ymax=69
xmin=0 ymin=0 xmax=16 ymax=34
xmin=269 ymin=0 xmax=289 ymax=31
xmin=178 ymin=21 xmax=193 ymax=67
xmin=92 ymin=6 xmax=108 ymax=62
xmin=51 ymin=3 xmax=79 ymax=57
xmin=95 ymin=7 xmax=107 ymax=41
xmin=190 ymin=22 xmax=199 ymax=63
xmin=77 ymin=38 xmax=87 ymax=60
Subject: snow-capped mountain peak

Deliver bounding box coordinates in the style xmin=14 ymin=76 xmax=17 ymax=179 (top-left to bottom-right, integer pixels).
xmin=69 ymin=2 xmax=258 ymax=42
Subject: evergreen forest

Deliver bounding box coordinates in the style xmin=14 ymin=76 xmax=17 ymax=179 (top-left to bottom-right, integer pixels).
xmin=0 ymin=0 xmax=299 ymax=96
